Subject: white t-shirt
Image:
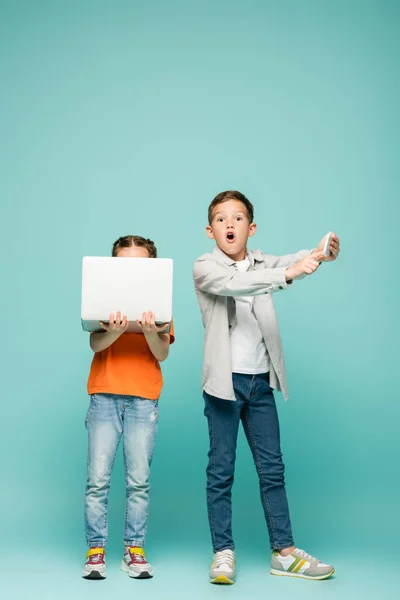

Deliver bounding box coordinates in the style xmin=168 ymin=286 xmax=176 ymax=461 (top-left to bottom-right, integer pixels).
xmin=230 ymin=258 xmax=270 ymax=374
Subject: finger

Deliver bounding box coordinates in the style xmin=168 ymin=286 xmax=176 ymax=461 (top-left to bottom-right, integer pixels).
xmin=150 ymin=312 xmax=156 ymax=327
xmin=116 ymin=311 xmax=121 ymax=325
xmin=122 ymin=315 xmax=128 ymax=330
xmin=157 ymin=322 xmax=169 ymax=332
xmin=99 ymin=322 xmax=108 ymax=331
xmin=109 ymin=313 xmax=115 ymax=330
xmin=136 ymin=319 xmax=143 ymax=330
xmin=312 ymin=252 xmax=325 ymax=262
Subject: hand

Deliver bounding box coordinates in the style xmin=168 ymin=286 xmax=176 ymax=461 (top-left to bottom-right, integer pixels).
xmin=286 ymin=253 xmax=325 ymax=281
xmin=100 ymin=311 xmax=129 ymax=335
xmin=136 ymin=311 xmax=170 ymax=335
xmin=314 ymin=232 xmax=340 ymax=262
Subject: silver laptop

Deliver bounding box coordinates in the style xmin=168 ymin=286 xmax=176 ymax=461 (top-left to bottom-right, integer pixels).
xmin=81 ymin=257 xmax=173 ymax=333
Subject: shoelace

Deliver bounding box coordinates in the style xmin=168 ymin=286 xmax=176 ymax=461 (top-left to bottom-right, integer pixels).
xmin=128 ymin=551 xmax=147 ymax=564
xmin=295 ymin=549 xmax=319 ymax=563
xmin=88 ymin=553 xmax=104 ymax=564
xmin=214 ymin=549 xmax=235 ymax=569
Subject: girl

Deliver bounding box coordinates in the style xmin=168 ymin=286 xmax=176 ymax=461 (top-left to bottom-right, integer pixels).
xmin=82 ymin=235 xmax=175 ymax=580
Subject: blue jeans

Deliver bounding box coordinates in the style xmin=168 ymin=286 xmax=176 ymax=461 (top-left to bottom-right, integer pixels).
xmin=204 ymin=372 xmax=294 ymax=552
xmin=84 ymin=393 xmax=158 ymax=548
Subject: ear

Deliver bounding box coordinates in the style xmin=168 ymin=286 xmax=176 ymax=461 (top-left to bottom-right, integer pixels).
xmin=206 ymin=225 xmax=215 ymax=240
xmin=248 ymin=222 xmax=257 ymax=238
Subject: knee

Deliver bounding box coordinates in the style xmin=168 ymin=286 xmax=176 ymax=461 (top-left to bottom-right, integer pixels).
xmin=126 ymin=468 xmax=150 ymax=493
xmin=259 ymin=458 xmax=286 ymax=488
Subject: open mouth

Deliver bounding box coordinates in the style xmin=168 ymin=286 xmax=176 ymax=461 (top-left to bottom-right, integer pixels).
xmin=226 ymin=231 xmax=236 ymax=243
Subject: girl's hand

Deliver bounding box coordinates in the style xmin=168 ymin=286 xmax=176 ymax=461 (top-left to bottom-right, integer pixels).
xmin=136 ymin=311 xmax=170 ymax=335
xmin=315 ymin=232 xmax=340 ymax=262
xmin=100 ymin=311 xmax=129 ymax=334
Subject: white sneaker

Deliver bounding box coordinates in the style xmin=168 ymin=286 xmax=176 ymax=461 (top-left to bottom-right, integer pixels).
xmin=121 ymin=546 xmax=153 ymax=579
xmin=209 ymin=549 xmax=236 ymax=584
xmin=270 ymin=548 xmax=334 ymax=580
xmin=82 ymin=547 xmax=106 ymax=580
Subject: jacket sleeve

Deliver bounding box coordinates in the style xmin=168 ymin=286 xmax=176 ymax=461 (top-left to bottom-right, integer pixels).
xmin=193 ymin=257 xmax=289 ymax=297
xmin=262 ymin=249 xmax=311 ymax=269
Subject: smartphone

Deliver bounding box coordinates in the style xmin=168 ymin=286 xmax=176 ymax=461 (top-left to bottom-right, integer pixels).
xmin=323 ymin=232 xmax=333 ymax=256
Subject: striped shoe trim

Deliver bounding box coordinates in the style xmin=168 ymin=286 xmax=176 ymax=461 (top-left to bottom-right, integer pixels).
xmin=87 ymin=547 xmax=105 ymax=558
xmin=287 ymin=556 xmax=302 ymax=572
xmin=293 ymin=559 xmax=307 ymax=573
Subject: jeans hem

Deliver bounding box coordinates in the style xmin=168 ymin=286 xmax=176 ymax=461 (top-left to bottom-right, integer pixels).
xmin=87 ymin=542 xmax=106 ymax=548
xmin=271 ymin=541 xmax=295 ymax=551
xmin=124 ymin=541 xmax=145 ymax=548
xmin=214 ymin=545 xmax=235 ymax=553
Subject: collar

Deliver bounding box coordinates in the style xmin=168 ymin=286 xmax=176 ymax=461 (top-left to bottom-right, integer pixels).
xmin=212 ymin=245 xmax=262 ymax=268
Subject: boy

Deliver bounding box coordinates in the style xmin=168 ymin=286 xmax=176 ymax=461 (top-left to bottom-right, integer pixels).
xmin=83 ymin=235 xmax=175 ymax=580
xmin=193 ymin=191 xmax=340 ymax=584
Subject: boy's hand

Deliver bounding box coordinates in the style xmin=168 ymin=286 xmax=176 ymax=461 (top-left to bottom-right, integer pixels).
xmin=136 ymin=311 xmax=170 ymax=335
xmin=314 ymin=232 xmax=340 ymax=262
xmin=286 ymin=253 xmax=324 ymax=281
xmin=100 ymin=311 xmax=129 ymax=334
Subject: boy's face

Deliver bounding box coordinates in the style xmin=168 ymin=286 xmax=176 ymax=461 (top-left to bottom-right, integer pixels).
xmin=206 ymin=200 xmax=256 ymax=261
xmin=116 ymin=245 xmax=150 ymax=258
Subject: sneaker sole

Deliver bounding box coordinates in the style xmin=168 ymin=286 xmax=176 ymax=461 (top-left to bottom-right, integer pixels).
xmin=121 ymin=561 xmax=153 ymax=578
xmin=82 ymin=570 xmax=106 ymax=580
xmin=270 ymin=568 xmax=335 ymax=581
xmin=210 ymin=575 xmax=235 ymax=585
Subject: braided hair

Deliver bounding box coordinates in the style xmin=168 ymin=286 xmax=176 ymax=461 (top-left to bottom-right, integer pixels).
xmin=112 ymin=235 xmax=157 ymax=258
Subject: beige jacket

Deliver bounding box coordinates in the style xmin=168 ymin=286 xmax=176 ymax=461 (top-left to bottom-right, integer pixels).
xmin=193 ymin=245 xmax=311 ymax=401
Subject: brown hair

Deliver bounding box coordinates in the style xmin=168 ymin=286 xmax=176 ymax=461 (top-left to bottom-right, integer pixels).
xmin=112 ymin=235 xmax=157 ymax=258
xmin=208 ymin=190 xmax=254 ymax=225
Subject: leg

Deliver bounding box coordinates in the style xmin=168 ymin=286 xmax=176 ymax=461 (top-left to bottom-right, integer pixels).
xmin=204 ymin=390 xmax=243 ymax=553
xmin=123 ymin=396 xmax=159 ymax=547
xmin=240 ymin=374 xmax=294 ymax=550
xmin=84 ymin=394 xmax=124 ymax=547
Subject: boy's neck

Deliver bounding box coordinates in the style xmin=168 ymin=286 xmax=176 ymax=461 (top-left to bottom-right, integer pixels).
xmin=217 ymin=245 xmax=247 ymax=262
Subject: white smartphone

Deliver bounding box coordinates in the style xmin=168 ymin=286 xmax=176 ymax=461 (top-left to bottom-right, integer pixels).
xmin=323 ymin=232 xmax=333 ymax=256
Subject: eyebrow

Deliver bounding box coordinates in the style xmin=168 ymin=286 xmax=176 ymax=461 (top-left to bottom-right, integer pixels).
xmin=214 ymin=211 xmax=246 ymax=218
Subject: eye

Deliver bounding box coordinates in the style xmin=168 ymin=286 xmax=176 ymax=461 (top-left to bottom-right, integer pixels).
xmin=236 ymin=216 xmax=243 ymax=221
xmin=217 ymin=217 xmax=224 ymax=222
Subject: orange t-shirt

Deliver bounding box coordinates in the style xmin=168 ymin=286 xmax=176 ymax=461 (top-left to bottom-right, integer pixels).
xmin=87 ymin=322 xmax=175 ymax=400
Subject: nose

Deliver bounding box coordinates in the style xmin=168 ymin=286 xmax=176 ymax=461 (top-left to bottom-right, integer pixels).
xmin=226 ymin=223 xmax=234 ymax=229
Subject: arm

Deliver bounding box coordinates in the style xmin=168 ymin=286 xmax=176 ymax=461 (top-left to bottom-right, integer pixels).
xmin=193 ymin=251 xmax=327 ymax=297
xmin=90 ymin=312 xmax=128 ymax=353
xmin=142 ymin=331 xmax=170 ymax=362
xmin=262 ymin=249 xmax=311 ymax=269
xmin=193 ymin=256 xmax=288 ymax=297
xmin=90 ymin=330 xmax=124 ymax=353
xmin=137 ymin=312 xmax=171 ymax=362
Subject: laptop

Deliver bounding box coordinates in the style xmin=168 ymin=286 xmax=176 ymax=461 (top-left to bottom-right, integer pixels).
xmin=81 ymin=257 xmax=173 ymax=333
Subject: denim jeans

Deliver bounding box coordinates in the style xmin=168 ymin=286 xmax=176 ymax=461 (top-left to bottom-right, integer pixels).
xmin=204 ymin=372 xmax=294 ymax=552
xmin=84 ymin=393 xmax=159 ymax=548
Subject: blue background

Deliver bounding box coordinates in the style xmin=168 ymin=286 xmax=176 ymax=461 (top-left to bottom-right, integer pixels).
xmin=1 ymin=1 xmax=398 ymax=598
